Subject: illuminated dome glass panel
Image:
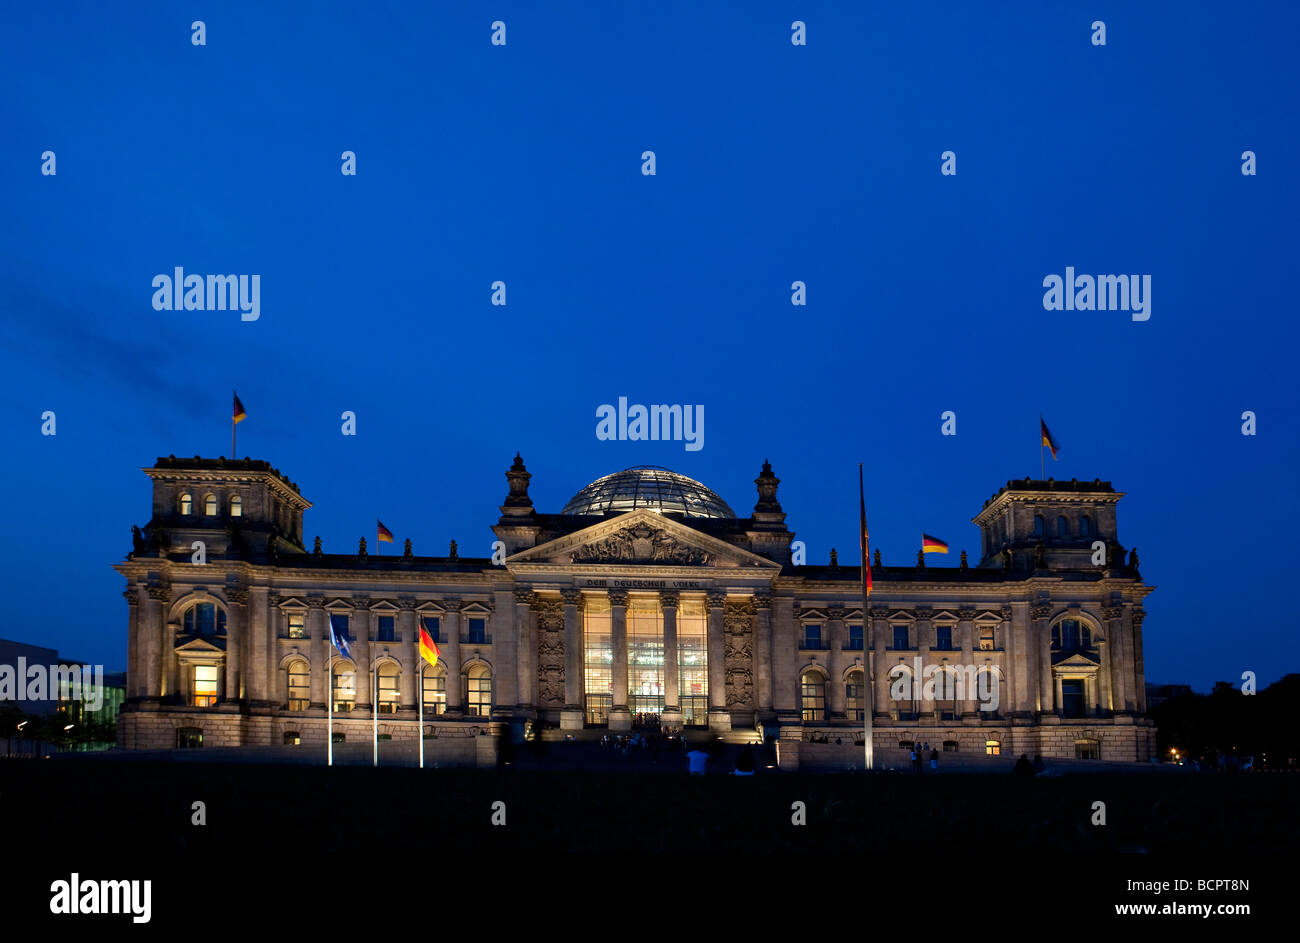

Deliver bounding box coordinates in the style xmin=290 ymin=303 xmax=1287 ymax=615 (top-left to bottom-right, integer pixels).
xmin=561 ymin=466 xmax=736 ymax=519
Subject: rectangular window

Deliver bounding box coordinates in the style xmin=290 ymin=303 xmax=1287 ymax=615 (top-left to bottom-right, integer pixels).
xmin=177 ymin=728 xmax=203 ymax=749
xmin=801 ymin=677 xmax=826 ymax=722
xmin=377 ymin=615 xmax=396 ymax=642
xmin=377 ymin=670 xmax=399 ymax=713
xmin=847 ymin=624 xmax=864 ymax=650
xmin=893 ymin=625 xmax=909 ymax=650
xmin=978 ymin=626 xmax=995 ymax=651
xmin=333 ymin=668 xmax=355 ymax=712
xmin=287 ymin=662 xmax=309 ymax=711
xmin=192 ymin=665 xmax=219 ymax=707
xmin=466 ymin=618 xmax=487 ymax=644
xmin=422 ymin=669 xmax=446 ymax=715
xmin=288 ymin=612 xmax=306 ymax=639
xmin=1075 ymin=739 xmax=1100 ymax=760
xmin=986 ymin=740 xmax=1001 ymax=756
xmin=584 ymin=594 xmax=612 ymax=725
xmin=678 ymin=597 xmax=707 ymax=725
xmin=628 ymin=596 xmax=663 ymax=720
xmin=846 ymin=679 xmax=862 ymax=721
xmin=803 ymin=623 xmax=823 ymax=650
xmin=935 ymin=625 xmax=953 ymax=650
xmin=422 ymin=616 xmax=441 ymax=643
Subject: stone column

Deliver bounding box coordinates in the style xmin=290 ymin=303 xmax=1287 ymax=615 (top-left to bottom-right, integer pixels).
xmin=353 ymin=599 xmax=372 ymax=712
xmin=308 ymin=597 xmax=327 ymax=710
xmin=560 ymin=588 xmax=584 ymax=730
xmin=754 ymin=592 xmax=774 ymax=718
xmin=1131 ymin=608 xmax=1147 ymax=714
xmin=225 ymin=587 xmax=248 ymax=702
xmin=772 ymin=597 xmax=798 ymax=720
xmin=1106 ymin=605 xmax=1130 ymax=714
xmin=247 ymin=588 xmax=271 ymax=707
xmin=871 ymin=607 xmax=890 ymax=717
xmin=398 ymin=597 xmax=416 ymax=711
xmin=914 ymin=608 xmax=932 ymax=718
xmin=1009 ymin=602 xmax=1030 ymax=717
xmin=958 ymin=608 xmax=977 ymax=719
xmin=609 ymin=590 xmax=630 ymax=731
xmin=660 ymin=590 xmax=680 ymax=723
xmin=1032 ymin=603 xmax=1053 ymax=717
xmin=124 ymin=588 xmax=141 ymax=698
xmin=143 ymin=584 xmax=167 ymax=701
xmin=706 ymin=590 xmax=729 ymax=731
xmin=443 ymin=600 xmax=462 ymax=715
xmin=827 ymin=606 xmax=846 ymax=720
xmin=513 ymin=587 xmax=534 ymax=709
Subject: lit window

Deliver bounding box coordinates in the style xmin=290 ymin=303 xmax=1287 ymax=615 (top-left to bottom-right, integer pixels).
xmin=284 ymin=731 xmax=301 ymax=745
xmin=978 ymin=626 xmax=995 ymax=651
xmin=422 ymin=665 xmax=446 ymax=715
xmin=985 ymin=739 xmax=1001 ymax=756
xmin=377 ymin=663 xmax=400 ymax=713
xmin=800 ymin=670 xmax=826 ymax=722
xmin=230 ymin=495 xmax=243 ymax=517
xmin=332 ymin=664 xmax=355 ymax=712
xmin=179 ymin=493 xmax=193 ymax=515
xmin=177 ymin=727 xmax=203 ymax=748
xmin=846 ymin=670 xmax=864 ymax=721
xmin=192 ymin=665 xmax=219 ymax=707
xmin=287 ymin=661 xmax=309 ymax=711
xmin=466 ymin=665 xmax=492 ymax=717
xmin=204 ymin=494 xmax=218 ymax=516
xmin=677 ymin=597 xmax=707 ymax=726
xmin=584 ymin=594 xmax=612 ymax=725
xmin=287 ymin=612 xmax=306 ymax=639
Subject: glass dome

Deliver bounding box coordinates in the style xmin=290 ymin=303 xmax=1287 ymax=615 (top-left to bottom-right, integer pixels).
xmin=561 ymin=466 xmax=736 ymax=519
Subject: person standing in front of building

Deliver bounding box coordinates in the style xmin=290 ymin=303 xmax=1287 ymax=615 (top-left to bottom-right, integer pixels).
xmin=687 ymin=747 xmax=709 ymax=775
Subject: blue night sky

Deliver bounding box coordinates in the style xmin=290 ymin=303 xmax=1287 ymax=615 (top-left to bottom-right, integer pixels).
xmin=1 ymin=2 xmax=1296 ymax=691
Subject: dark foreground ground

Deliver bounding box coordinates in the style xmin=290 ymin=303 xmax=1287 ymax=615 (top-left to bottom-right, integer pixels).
xmin=3 ymin=752 xmax=1291 ymax=928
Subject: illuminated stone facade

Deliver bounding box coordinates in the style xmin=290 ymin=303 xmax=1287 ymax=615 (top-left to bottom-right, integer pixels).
xmin=116 ymin=456 xmax=1155 ymax=764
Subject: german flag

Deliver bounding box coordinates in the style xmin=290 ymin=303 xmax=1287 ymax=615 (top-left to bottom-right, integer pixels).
xmin=232 ymin=392 xmax=247 ymax=424
xmin=922 ymin=534 xmax=949 ymax=554
xmin=1040 ymin=417 xmax=1060 ymax=460
xmin=376 ymin=520 xmax=394 ymax=543
xmin=418 ymin=620 xmax=440 ymax=668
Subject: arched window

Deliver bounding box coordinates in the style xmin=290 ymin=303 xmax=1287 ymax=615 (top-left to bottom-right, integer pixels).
xmin=1057 ymin=516 xmax=1069 ymax=537
xmin=179 ymin=492 xmax=193 ymax=515
xmin=230 ymin=495 xmax=243 ymax=517
xmin=287 ymin=660 xmax=309 ymax=712
xmin=376 ymin=662 xmax=400 ymax=714
xmin=183 ymin=602 xmax=227 ymax=636
xmin=933 ymin=667 xmax=958 ymax=719
xmin=203 ymin=493 xmax=218 ymax=516
xmin=800 ymin=670 xmax=826 ymax=722
xmin=466 ymin=664 xmax=492 ymax=717
xmin=1080 ymin=515 xmax=1091 ymax=537
xmin=1051 ymin=619 xmax=1091 ymax=651
xmin=975 ymin=667 xmax=1002 ymax=713
xmin=422 ymin=664 xmax=446 ymax=715
xmin=846 ymin=669 xmax=864 ymax=722
xmin=332 ymin=663 xmax=356 ymax=712
xmin=1033 ymin=515 xmax=1044 ymax=536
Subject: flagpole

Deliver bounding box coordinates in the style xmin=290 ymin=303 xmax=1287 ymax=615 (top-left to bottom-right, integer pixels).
xmin=373 ymin=660 xmax=378 ymax=767
xmin=327 ymin=651 xmax=334 ymax=767
xmin=418 ymin=648 xmax=425 ymax=770
xmin=859 ymin=464 xmax=874 ymax=772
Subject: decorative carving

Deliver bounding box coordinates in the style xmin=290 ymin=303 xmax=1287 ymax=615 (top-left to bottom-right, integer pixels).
xmin=306 ymin=595 xmax=325 ymax=610
xmin=957 ymin=608 xmax=978 ymax=621
xmin=1031 ymin=604 xmax=1052 ymax=620
xmin=560 ymin=588 xmax=582 ymax=607
xmin=1102 ymin=605 xmax=1123 ymax=621
xmin=146 ymin=584 xmax=169 ymax=602
xmin=827 ymin=606 xmax=846 ymax=622
xmin=706 ymin=590 xmax=727 ymax=609
xmin=873 ymin=548 xmax=882 ymax=567
xmin=227 ymin=588 xmax=249 ymax=606
xmin=960 ymin=549 xmax=968 ymax=569
xmin=123 ymin=588 xmax=139 ymax=607
xmin=753 ymin=592 xmax=773 ymax=610
xmin=358 ymin=537 xmax=367 ymax=558
xmin=448 ymin=540 xmax=458 ymax=560
xmin=1128 ymin=547 xmax=1140 ymax=573
xmin=1002 ymin=548 xmax=1013 ymax=570
xmin=570 ymin=523 xmax=712 ymax=566
xmin=403 ymin=538 xmax=413 ymax=559
xmin=1000 ymin=605 xmax=1013 ymax=622
xmin=829 ymin=548 xmax=839 ymax=569
xmin=534 ymin=593 xmax=566 ymax=707
xmin=608 ymin=589 xmax=628 ymax=607
xmin=723 ymin=597 xmax=755 ymax=709
xmin=313 ymin=536 xmax=322 ymax=556
xmin=512 ymin=586 xmax=532 ymax=605
xmin=397 ymin=596 xmax=416 ymax=611
xmin=1131 ymin=609 xmax=1146 ymax=627
xmin=659 ymin=589 xmax=680 ymax=609
xmin=131 ymin=526 xmax=145 ymax=556
xmin=917 ymin=549 xmax=925 ymax=568
xmin=870 ymin=606 xmax=890 ymax=623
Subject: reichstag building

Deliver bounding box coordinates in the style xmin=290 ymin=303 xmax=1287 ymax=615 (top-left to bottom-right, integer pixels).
xmin=115 ymin=455 xmax=1156 ymax=764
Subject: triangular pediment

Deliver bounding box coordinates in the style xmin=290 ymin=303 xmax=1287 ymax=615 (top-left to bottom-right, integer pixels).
xmin=507 ymin=509 xmax=780 ymax=571
xmin=1052 ymin=651 xmax=1101 ymax=668
xmin=176 ymin=636 xmax=226 ymax=654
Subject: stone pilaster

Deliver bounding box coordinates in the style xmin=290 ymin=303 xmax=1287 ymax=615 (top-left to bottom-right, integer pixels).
xmin=513 ymin=587 xmax=534 ymax=709
xmin=123 ymin=588 xmax=141 ymax=698
xmin=442 ymin=600 xmax=462 ymax=715
xmin=397 ymin=597 xmax=416 ymax=710
xmin=827 ymin=606 xmax=846 ymax=720
xmin=143 ymin=583 xmax=167 ymax=701
xmin=608 ymin=589 xmax=630 ymax=731
xmin=754 ymin=592 xmax=773 ymax=717
xmin=560 ymin=588 xmax=584 ymax=730
xmin=1009 ymin=602 xmax=1030 ymax=717
xmin=245 ymin=587 xmax=271 ymax=706
xmin=958 ymin=607 xmax=977 ymax=719
xmin=225 ymin=586 xmax=248 ymax=702
xmin=1032 ymin=602 xmax=1053 ymax=717
xmin=914 ymin=608 xmax=932 ymax=718
xmin=1132 ymin=608 xmax=1147 ymax=714
xmin=307 ymin=596 xmax=327 ymax=710
xmin=706 ymin=590 xmax=729 ymax=731
xmin=871 ymin=607 xmax=890 ymax=717
xmin=772 ymin=596 xmax=798 ymax=720
xmin=660 ymin=590 xmax=680 ymax=720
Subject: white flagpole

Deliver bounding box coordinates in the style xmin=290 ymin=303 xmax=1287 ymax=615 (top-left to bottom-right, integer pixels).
xmin=372 ymin=659 xmax=378 ymax=767
xmin=327 ymin=651 xmax=334 ymax=767
xmin=418 ymin=655 xmax=425 ymax=770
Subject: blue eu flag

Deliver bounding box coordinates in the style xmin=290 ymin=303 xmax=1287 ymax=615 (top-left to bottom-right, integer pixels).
xmin=328 ymin=613 xmax=353 ymax=660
